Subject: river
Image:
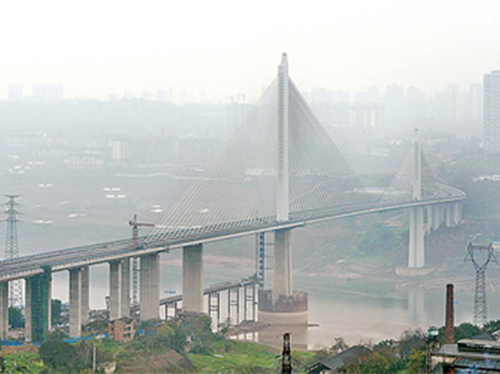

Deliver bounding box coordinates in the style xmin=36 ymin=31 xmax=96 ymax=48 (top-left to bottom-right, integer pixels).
xmin=2 ymin=167 xmax=497 ymax=350
xmin=46 ymin=251 xmax=495 ymax=350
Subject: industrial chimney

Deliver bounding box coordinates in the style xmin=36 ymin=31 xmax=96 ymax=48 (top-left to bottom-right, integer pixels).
xmin=445 ymin=283 xmax=455 ymax=344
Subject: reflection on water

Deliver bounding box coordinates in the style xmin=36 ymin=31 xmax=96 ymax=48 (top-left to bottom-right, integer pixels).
xmin=257 ymin=325 xmax=308 ymax=350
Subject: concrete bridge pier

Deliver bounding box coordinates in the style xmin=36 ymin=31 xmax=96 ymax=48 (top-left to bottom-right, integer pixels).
xmin=439 ymin=205 xmax=446 ymax=227
xmin=121 ymin=258 xmax=131 ymax=317
xmin=109 ymin=261 xmax=121 ymax=320
xmin=425 ymin=206 xmax=433 ymax=234
xmin=25 ymin=279 xmax=32 ymax=341
xmin=25 ymin=270 xmax=51 ymax=342
xmin=408 ymin=206 xmax=425 ymax=268
xmin=140 ymin=253 xmax=160 ymax=320
xmin=273 ymin=229 xmax=292 ymax=300
xmin=453 ymin=201 xmax=462 ymax=225
xmin=69 ymin=268 xmax=82 ymax=337
xmin=81 ymin=266 xmax=89 ymax=325
xmin=445 ymin=203 xmax=454 ymax=227
xmin=431 ymin=204 xmax=441 ymax=231
xmin=258 ymin=228 xmax=308 ymax=325
xmin=182 ymin=244 xmax=203 ymax=313
xmin=0 ymin=282 xmax=8 ymax=339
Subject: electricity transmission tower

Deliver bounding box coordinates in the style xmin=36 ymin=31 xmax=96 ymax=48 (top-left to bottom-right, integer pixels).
xmin=465 ymin=242 xmax=497 ymax=328
xmin=4 ymin=194 xmax=23 ymax=307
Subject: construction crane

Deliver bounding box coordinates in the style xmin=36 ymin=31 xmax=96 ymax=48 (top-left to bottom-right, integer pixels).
xmin=129 ymin=214 xmax=155 ymax=306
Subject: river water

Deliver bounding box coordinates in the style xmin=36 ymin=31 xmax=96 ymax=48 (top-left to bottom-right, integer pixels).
xmin=46 ymin=251 xmax=497 ymax=350
xmin=3 ymin=169 xmax=497 ymax=350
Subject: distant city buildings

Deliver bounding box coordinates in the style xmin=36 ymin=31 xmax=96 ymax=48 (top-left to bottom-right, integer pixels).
xmin=307 ymin=83 xmax=483 ymax=129
xmin=6 ymin=84 xmax=63 ymax=103
xmin=484 ymin=70 xmax=500 ymax=153
xmin=32 ymin=84 xmax=63 ymax=103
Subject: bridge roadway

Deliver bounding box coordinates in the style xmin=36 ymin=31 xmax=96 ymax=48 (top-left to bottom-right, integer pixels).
xmin=129 ymin=277 xmax=257 ymax=311
xmin=0 ymin=184 xmax=465 ymax=283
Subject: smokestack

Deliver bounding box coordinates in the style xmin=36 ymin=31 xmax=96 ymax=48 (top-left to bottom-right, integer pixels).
xmin=445 ymin=283 xmax=455 ymax=344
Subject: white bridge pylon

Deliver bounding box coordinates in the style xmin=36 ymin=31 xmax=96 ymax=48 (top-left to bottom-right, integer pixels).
xmin=148 ymin=56 xmax=372 ymax=244
xmin=385 ymin=129 xmax=463 ymax=269
xmin=0 ymin=55 xmax=467 ymax=341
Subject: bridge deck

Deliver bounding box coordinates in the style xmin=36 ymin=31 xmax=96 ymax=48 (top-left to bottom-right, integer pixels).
xmin=0 ymin=191 xmax=465 ymax=283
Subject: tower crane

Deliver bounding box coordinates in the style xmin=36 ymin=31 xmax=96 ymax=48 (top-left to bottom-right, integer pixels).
xmin=129 ymin=214 xmax=155 ymax=306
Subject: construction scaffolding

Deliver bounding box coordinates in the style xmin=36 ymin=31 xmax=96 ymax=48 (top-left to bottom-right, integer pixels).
xmin=29 ymin=266 xmax=51 ymax=342
xmin=465 ymin=242 xmax=497 ymax=328
xmin=4 ymin=194 xmax=23 ymax=307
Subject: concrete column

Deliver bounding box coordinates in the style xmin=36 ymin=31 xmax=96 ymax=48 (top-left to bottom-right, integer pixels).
xmin=69 ymin=268 xmax=82 ymax=338
xmin=182 ymin=244 xmax=203 ymax=313
xmin=25 ymin=279 xmax=32 ymax=342
xmin=445 ymin=203 xmax=453 ymax=227
xmin=47 ymin=275 xmax=52 ymax=332
xmin=121 ymin=258 xmax=131 ymax=317
xmin=408 ymin=206 xmax=425 ymax=268
xmin=109 ymin=261 xmax=121 ymax=320
xmin=453 ymin=202 xmax=462 ymax=225
xmin=81 ymin=266 xmax=90 ymax=325
xmin=273 ymin=229 xmax=293 ymax=301
xmin=431 ymin=204 xmax=440 ymax=231
xmin=27 ymin=271 xmax=51 ymax=342
xmin=140 ymin=253 xmax=159 ymax=320
xmin=0 ymin=282 xmax=8 ymax=340
xmin=425 ymin=206 xmax=433 ymax=234
xmin=276 ymin=53 xmax=290 ymax=222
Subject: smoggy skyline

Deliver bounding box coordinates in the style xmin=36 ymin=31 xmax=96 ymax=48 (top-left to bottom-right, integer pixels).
xmin=1 ymin=0 xmax=499 ymax=103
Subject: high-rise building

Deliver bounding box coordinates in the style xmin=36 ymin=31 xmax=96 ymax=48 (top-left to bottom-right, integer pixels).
xmin=446 ymin=84 xmax=459 ymax=121
xmin=33 ymin=84 xmax=63 ymax=103
xmin=470 ymin=83 xmax=483 ymax=121
xmin=484 ymin=71 xmax=500 ymax=153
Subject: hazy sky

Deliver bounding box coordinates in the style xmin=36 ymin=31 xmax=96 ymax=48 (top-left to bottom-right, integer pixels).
xmin=1 ymin=0 xmax=500 ymax=103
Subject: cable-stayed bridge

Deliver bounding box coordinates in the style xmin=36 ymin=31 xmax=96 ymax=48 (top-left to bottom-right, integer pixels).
xmin=0 ymin=54 xmax=465 ymax=341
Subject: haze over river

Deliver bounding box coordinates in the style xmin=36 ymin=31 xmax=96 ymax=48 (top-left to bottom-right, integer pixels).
xmin=3 ymin=167 xmax=498 ymax=349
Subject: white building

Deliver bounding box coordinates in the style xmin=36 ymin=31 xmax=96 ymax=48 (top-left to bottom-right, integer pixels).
xmin=484 ymin=71 xmax=500 ymax=153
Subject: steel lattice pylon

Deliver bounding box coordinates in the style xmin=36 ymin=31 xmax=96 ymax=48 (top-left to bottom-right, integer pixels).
xmin=4 ymin=194 xmax=23 ymax=307
xmin=465 ymin=242 xmax=497 ymax=328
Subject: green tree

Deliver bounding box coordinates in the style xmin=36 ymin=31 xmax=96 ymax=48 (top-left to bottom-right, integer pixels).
xmin=406 ymin=348 xmax=426 ymax=374
xmin=345 ymin=349 xmax=400 ymax=374
xmin=397 ymin=329 xmax=425 ymax=360
xmin=51 ymin=299 xmax=62 ymax=326
xmin=331 ymin=337 xmax=349 ymax=354
xmin=8 ymin=307 xmax=24 ymax=328
xmin=356 ymin=222 xmax=402 ymax=255
xmin=39 ymin=331 xmax=85 ymax=373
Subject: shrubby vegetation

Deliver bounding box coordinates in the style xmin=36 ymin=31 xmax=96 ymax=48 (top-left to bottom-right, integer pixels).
xmin=356 ymin=222 xmax=408 ymax=255
xmin=306 ymin=321 xmax=500 ymax=374
xmin=8 ymin=307 xmax=24 ymax=329
xmin=4 ymin=316 xmax=500 ymax=373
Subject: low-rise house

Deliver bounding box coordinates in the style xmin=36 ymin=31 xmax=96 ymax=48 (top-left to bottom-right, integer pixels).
xmin=107 ymin=317 xmax=135 ymax=342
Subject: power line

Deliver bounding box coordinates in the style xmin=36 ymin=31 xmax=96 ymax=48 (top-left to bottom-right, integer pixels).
xmin=465 ymin=242 xmax=497 ymax=328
